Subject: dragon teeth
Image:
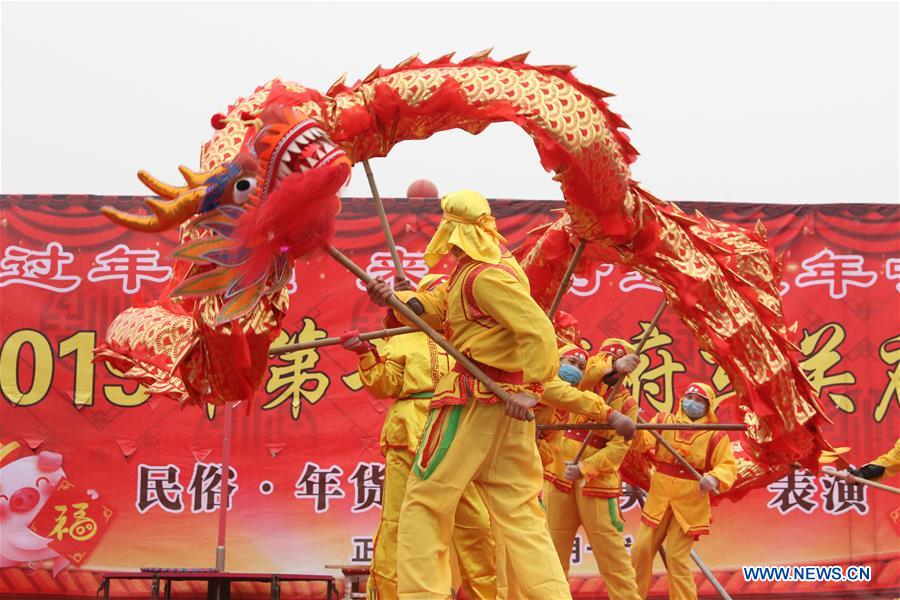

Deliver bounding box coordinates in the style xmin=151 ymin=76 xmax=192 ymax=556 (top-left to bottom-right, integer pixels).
xmin=287 ymin=141 xmax=302 ymax=154
xmin=278 ymin=163 xmax=291 ymax=179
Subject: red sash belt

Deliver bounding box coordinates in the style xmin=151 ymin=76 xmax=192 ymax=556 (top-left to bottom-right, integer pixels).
xmin=564 ymin=429 xmax=608 ymax=450
xmin=452 ymin=359 xmax=524 ymax=384
xmin=656 ymin=461 xmax=702 ymax=480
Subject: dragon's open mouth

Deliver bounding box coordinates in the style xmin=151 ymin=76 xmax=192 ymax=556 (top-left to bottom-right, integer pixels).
xmin=266 ymin=119 xmax=349 ymax=193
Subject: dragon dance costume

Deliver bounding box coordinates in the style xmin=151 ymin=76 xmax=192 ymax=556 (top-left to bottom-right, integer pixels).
xmin=391 ymin=191 xmax=571 ymax=599
xmin=90 ymin=50 xmax=840 ymax=600
xmin=544 ymin=339 xmax=641 ymax=599
xmin=351 ymin=275 xmax=496 ymax=599
xmin=630 ymin=383 xmax=739 ymax=600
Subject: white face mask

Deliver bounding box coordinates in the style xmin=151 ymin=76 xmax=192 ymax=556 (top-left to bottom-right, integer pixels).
xmin=681 ymin=398 xmax=707 ymax=420
xmin=558 ymin=363 xmax=584 ymax=385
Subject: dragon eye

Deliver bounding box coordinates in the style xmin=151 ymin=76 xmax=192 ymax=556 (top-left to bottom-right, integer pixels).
xmin=233 ymin=178 xmax=257 ymax=204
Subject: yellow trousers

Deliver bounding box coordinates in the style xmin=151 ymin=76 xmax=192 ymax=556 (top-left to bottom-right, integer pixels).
xmin=398 ymin=401 xmax=571 ymax=599
xmin=545 ymin=484 xmax=640 ymax=599
xmin=367 ymin=444 xmax=497 ymax=599
xmin=493 ymin=526 xmax=526 ymax=600
xmin=631 ymin=507 xmax=697 ymax=599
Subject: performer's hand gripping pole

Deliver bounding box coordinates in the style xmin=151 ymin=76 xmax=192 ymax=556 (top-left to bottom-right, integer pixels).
xmin=571 ymin=299 xmax=668 ymax=463
xmin=327 ymin=245 xmax=534 ymax=420
xmin=822 ymin=466 xmax=900 ymax=495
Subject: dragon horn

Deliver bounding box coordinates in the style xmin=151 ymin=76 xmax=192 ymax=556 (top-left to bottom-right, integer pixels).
xmin=178 ymin=165 xmax=212 ymax=188
xmin=101 ymin=187 xmax=206 ymax=232
xmin=137 ymin=170 xmax=184 ymax=199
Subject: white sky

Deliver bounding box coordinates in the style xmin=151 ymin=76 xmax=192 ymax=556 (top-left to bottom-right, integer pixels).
xmin=1 ymin=1 xmax=897 ymax=203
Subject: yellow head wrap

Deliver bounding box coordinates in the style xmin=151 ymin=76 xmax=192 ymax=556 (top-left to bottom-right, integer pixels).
xmin=424 ymin=190 xmax=507 ymax=266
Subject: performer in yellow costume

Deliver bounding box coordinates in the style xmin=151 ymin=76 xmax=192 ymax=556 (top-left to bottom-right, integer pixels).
xmin=510 ymin=340 xmax=635 ymax=599
xmin=630 ymin=382 xmax=738 ymax=600
xmin=544 ymin=338 xmax=641 ymax=599
xmin=846 ymin=438 xmax=900 ymax=482
xmin=342 ymin=275 xmax=496 ymax=599
xmin=365 ymin=190 xmax=578 ymax=599
xmin=534 ymin=341 xmax=636 ymax=468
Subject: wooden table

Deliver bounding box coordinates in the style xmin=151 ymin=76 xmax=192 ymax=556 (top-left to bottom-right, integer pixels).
xmin=98 ymin=570 xmax=337 ymax=600
xmin=324 ymin=564 xmax=371 ymax=600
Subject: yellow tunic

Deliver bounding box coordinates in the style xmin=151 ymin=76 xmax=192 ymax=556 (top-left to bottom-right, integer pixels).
xmin=868 ymin=438 xmax=900 ymax=480
xmin=632 ymin=410 xmax=739 ymax=536
xmin=541 ymin=377 xmax=612 ymax=421
xmin=358 ymin=332 xmax=451 ymax=455
xmin=546 ymin=385 xmax=638 ymax=498
xmin=395 ymin=251 xmax=558 ymax=407
xmin=535 ymin=378 xmax=613 ymax=470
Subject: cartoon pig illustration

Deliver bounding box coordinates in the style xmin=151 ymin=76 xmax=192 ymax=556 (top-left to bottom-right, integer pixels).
xmin=0 ymin=451 xmax=67 ymax=572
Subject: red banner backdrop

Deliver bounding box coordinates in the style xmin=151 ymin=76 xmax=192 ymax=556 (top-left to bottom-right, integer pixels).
xmin=1 ymin=195 xmax=898 ymax=598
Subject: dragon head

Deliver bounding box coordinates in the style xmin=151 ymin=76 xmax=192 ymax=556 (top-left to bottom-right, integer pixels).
xmin=101 ymin=101 xmax=350 ymax=235
xmin=100 ymin=94 xmax=352 ymax=324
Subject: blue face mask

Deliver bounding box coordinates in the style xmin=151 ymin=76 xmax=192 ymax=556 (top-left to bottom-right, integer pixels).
xmin=558 ymin=364 xmax=584 ymax=386
xmin=681 ymin=398 xmax=707 ymax=420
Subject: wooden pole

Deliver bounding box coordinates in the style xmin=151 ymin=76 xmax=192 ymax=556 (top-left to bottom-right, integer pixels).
xmin=546 ymin=239 xmax=587 ymax=319
xmin=362 ymin=159 xmax=405 ymax=279
xmin=269 ymin=326 xmax=416 ymax=355
xmin=327 ymin=245 xmax=532 ymax=419
xmin=571 ymin=299 xmax=668 ymax=463
xmin=822 ymin=466 xmax=900 ymax=494
xmin=214 ymin=401 xmax=234 ymax=572
xmin=690 ymin=548 xmax=732 ymax=599
xmin=539 ymin=423 xmax=747 ymax=432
